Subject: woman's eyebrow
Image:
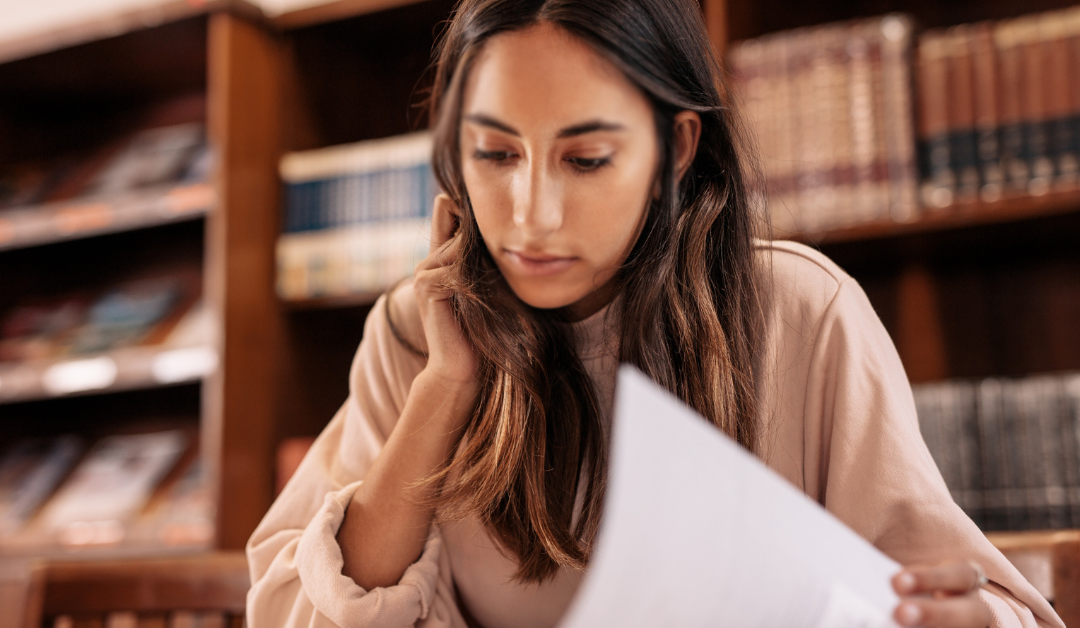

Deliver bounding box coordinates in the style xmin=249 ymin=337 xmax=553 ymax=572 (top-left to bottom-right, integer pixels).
xmin=556 ymin=120 xmax=625 ymax=138
xmin=464 ymin=113 xmax=520 ymax=136
xmin=463 ymin=113 xmax=625 ymax=138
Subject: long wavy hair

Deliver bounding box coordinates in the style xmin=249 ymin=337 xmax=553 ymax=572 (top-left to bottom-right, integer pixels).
xmin=416 ymin=0 xmax=767 ymax=583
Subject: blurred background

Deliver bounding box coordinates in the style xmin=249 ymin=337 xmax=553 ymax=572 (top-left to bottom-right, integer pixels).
xmin=0 ymin=0 xmax=1078 ymax=626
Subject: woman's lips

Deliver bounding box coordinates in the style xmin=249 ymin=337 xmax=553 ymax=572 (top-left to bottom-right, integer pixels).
xmin=504 ymin=249 xmax=578 ymax=276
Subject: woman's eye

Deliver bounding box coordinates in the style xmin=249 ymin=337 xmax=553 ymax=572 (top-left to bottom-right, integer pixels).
xmin=473 ymin=149 xmax=515 ymax=163
xmin=566 ymin=156 xmax=612 ymax=172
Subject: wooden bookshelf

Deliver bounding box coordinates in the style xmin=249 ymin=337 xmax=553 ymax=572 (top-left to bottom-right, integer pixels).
xmin=0 ymin=3 xmax=281 ymax=586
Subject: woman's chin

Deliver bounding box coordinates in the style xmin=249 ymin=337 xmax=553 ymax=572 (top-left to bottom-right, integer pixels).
xmin=505 ymin=281 xmax=586 ymax=311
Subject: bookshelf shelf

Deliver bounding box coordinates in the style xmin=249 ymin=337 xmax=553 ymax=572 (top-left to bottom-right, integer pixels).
xmin=0 ymin=343 xmax=217 ymax=405
xmin=281 ymin=292 xmax=383 ymax=310
xmin=0 ymin=182 xmax=214 ymax=252
xmin=795 ymin=188 xmax=1080 ymax=246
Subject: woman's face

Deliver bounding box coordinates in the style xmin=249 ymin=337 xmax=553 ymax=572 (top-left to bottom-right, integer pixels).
xmin=459 ymin=23 xmax=659 ymax=318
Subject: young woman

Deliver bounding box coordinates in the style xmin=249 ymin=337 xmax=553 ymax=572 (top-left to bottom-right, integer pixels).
xmin=247 ymin=1 xmax=1061 ymax=626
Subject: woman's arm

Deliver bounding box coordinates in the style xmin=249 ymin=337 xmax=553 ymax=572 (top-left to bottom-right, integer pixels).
xmin=337 ymin=370 xmax=475 ymax=589
xmin=337 ymin=194 xmax=480 ymax=590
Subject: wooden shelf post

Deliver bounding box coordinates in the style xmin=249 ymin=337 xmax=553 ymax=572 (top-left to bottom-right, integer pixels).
xmin=206 ymin=11 xmax=286 ymax=550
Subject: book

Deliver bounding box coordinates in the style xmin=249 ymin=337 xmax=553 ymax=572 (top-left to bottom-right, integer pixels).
xmin=0 ymin=436 xmax=82 ymax=535
xmin=730 ymin=15 xmax=918 ymax=234
xmin=732 ymin=7 xmax=1080 ymax=228
xmin=913 ymin=371 xmax=1080 ymax=531
xmin=40 ymin=430 xmax=187 ymax=546
xmin=277 ymin=131 xmax=437 ymax=300
xmin=0 ymin=269 xmax=200 ymax=363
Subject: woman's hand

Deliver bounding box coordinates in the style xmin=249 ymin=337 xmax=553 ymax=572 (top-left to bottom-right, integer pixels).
xmin=412 ymin=194 xmax=480 ymax=421
xmin=892 ymin=561 xmax=991 ymax=627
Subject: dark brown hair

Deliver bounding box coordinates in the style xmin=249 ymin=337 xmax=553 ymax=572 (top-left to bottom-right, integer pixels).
xmin=419 ymin=0 xmax=766 ymax=583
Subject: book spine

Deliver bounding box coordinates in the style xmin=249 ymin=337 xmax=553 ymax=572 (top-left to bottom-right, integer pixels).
xmin=1018 ymin=17 xmax=1055 ymax=196
xmin=878 ymin=14 xmax=919 ymax=222
xmin=977 ymin=379 xmax=1007 ymax=530
xmin=1064 ymin=374 xmax=1080 ymax=527
xmin=1067 ymin=9 xmax=1080 ymax=192
xmin=769 ymin=34 xmax=800 ymax=235
xmin=848 ymin=26 xmax=878 ymax=224
xmin=947 ymin=26 xmax=980 ymax=203
xmin=1045 ymin=10 xmax=1080 ymax=189
xmin=956 ymin=382 xmax=984 ymax=527
xmin=825 ymin=25 xmax=854 ymax=228
xmin=995 ymin=20 xmax=1030 ymax=194
xmin=970 ymin=22 xmax=1005 ymax=202
xmin=916 ymin=32 xmax=955 ymax=208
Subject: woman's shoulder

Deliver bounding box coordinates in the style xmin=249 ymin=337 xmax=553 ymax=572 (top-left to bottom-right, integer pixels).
xmin=751 ymin=239 xmax=860 ymax=330
xmin=345 ymin=279 xmax=428 ymax=407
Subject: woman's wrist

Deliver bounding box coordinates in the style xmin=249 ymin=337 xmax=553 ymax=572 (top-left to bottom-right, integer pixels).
xmin=406 ymin=368 xmax=480 ymax=432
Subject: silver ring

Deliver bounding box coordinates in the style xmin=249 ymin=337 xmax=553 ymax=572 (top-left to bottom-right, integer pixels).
xmin=969 ymin=561 xmax=989 ymax=591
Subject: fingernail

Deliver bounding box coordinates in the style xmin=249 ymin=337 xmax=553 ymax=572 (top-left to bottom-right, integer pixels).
xmin=897 ymin=603 xmax=922 ymax=626
xmin=896 ymin=572 xmax=917 ymax=593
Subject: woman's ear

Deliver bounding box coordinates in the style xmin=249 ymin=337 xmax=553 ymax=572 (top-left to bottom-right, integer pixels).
xmin=652 ymin=111 xmax=703 ymax=199
xmin=673 ymin=110 xmax=702 ymax=183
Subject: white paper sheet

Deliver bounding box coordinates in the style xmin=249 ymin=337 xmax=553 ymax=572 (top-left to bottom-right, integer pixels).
xmin=559 ymin=366 xmax=902 ymax=628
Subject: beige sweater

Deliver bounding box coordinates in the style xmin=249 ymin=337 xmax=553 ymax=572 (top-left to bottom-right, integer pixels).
xmin=246 ymin=240 xmax=1062 ymax=628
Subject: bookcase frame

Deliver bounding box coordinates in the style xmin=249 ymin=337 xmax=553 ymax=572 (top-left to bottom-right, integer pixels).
xmin=0 ymin=2 xmax=284 ymax=569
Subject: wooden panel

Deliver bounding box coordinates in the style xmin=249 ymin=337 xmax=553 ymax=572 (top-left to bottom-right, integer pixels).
xmin=819 ymin=204 xmax=1080 ymax=382
xmin=275 ymin=305 xmax=371 ymax=444
xmin=280 ymin=0 xmax=453 ymax=150
xmin=205 ymin=12 xmax=285 ymax=550
xmin=1054 ymin=538 xmax=1080 ymax=628
xmin=894 ymin=263 xmax=948 ymax=382
xmin=700 ymin=0 xmax=728 ymax=58
xmin=32 ymin=553 xmax=248 ymax=616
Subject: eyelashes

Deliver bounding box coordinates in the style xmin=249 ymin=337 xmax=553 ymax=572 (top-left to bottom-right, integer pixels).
xmin=471 ymin=149 xmax=612 ymax=173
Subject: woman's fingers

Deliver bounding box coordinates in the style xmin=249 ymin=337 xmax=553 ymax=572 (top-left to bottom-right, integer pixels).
xmin=430 ymin=193 xmax=462 ymax=254
xmin=894 ymin=594 xmax=990 ymax=628
xmin=415 ymin=232 xmax=463 ymax=274
xmin=893 ymin=562 xmax=983 ymax=596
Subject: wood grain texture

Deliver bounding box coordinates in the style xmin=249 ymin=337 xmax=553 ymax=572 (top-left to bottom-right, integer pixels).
xmin=206 ymin=11 xmax=285 ymax=550
xmin=22 ymin=553 xmax=247 ymax=628
xmin=700 ymin=0 xmax=728 ymax=58
xmin=1053 ymin=537 xmax=1080 ymax=628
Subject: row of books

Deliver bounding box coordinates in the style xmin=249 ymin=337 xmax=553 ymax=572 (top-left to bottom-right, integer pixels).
xmin=277 ymin=132 xmax=436 ymax=301
xmin=729 ymin=14 xmax=919 ymax=234
xmin=0 ymin=429 xmax=212 ymax=550
xmin=918 ymin=8 xmax=1080 ymax=207
xmin=0 ymin=269 xmax=201 ymax=363
xmin=0 ymin=121 xmax=212 ymax=251
xmin=0 ymin=122 xmax=209 ymax=212
xmin=913 ymin=371 xmax=1080 ymax=531
xmin=729 ymin=7 xmax=1080 ymax=234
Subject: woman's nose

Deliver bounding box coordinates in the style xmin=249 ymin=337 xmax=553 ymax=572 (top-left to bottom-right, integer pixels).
xmin=512 ymin=160 xmax=564 ymax=237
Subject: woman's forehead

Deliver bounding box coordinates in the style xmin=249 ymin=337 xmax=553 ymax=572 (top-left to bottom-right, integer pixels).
xmin=462 ymin=22 xmax=653 ymax=136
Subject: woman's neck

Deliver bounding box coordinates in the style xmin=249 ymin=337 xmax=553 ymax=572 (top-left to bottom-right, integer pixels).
xmin=563 ymin=278 xmax=618 ymax=322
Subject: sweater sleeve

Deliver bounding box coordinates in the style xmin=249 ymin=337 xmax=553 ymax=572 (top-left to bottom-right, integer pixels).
xmin=804 ymin=278 xmax=1063 ymax=628
xmin=245 ymin=294 xmax=467 ymax=628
